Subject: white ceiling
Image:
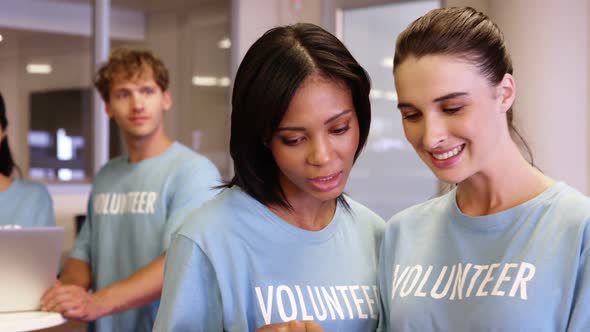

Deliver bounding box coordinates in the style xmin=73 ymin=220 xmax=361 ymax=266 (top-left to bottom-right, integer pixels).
xmin=0 ymin=0 xmax=228 ymax=57
xmin=45 ymin=0 xmax=222 ymax=13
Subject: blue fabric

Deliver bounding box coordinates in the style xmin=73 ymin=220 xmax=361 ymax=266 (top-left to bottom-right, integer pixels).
xmin=378 ymin=182 xmax=590 ymax=331
xmin=0 ymin=179 xmax=54 ymax=227
xmin=154 ymin=187 xmax=386 ymax=332
xmin=70 ymin=142 xmax=221 ymax=332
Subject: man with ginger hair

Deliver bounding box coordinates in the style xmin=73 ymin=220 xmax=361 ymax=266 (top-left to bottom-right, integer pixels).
xmin=42 ymin=47 xmax=220 ymax=332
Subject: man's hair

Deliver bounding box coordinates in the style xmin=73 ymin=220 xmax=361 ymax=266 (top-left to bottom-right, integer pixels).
xmin=94 ymin=47 xmax=169 ymax=102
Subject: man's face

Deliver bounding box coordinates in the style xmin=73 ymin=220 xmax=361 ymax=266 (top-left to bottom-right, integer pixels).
xmin=106 ymin=67 xmax=171 ymax=141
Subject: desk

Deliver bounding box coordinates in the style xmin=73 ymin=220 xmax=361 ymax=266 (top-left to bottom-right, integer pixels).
xmin=0 ymin=311 xmax=66 ymax=332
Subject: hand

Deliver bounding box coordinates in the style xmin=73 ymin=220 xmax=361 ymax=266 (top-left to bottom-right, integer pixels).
xmin=256 ymin=320 xmax=324 ymax=332
xmin=41 ymin=280 xmax=108 ymax=321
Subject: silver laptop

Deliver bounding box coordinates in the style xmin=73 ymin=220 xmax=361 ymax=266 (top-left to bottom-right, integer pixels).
xmin=0 ymin=227 xmax=64 ymax=313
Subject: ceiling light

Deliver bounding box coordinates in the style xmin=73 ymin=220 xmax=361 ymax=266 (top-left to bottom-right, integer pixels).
xmin=218 ymin=77 xmax=230 ymax=87
xmin=217 ymin=38 xmax=231 ymax=49
xmin=192 ymin=76 xmax=218 ymax=87
xmin=26 ymin=64 xmax=52 ymax=74
xmin=385 ymin=91 xmax=397 ymax=101
xmin=370 ymin=89 xmax=383 ymax=99
xmin=56 ymin=128 xmax=73 ymax=161
xmin=58 ymin=168 xmax=73 ymax=181
xmin=381 ymin=57 xmax=393 ymax=68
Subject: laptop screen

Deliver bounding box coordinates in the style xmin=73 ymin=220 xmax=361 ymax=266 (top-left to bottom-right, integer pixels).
xmin=0 ymin=227 xmax=64 ymax=312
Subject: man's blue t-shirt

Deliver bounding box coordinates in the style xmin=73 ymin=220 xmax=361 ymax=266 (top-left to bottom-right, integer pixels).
xmin=70 ymin=142 xmax=221 ymax=332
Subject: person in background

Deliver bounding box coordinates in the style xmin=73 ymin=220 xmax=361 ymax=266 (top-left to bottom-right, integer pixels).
xmin=41 ymin=47 xmax=221 ymax=332
xmin=153 ymin=23 xmax=385 ymax=332
xmin=0 ymin=92 xmax=54 ymax=228
xmin=378 ymin=6 xmax=590 ymax=331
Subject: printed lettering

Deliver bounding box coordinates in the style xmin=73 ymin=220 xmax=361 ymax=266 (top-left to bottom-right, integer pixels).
xmin=255 ymin=284 xmax=378 ymax=323
xmin=431 ymin=265 xmax=456 ymax=299
xmin=388 ymin=262 xmax=537 ymax=302
xmin=277 ymin=285 xmax=297 ymax=321
xmin=477 ymin=263 xmax=500 ymax=296
xmin=509 ymin=262 xmax=536 ymax=300
xmin=492 ymin=263 xmax=518 ymax=296
xmin=400 ymin=265 xmax=422 ymax=297
xmin=321 ymin=287 xmax=345 ymax=320
xmin=93 ymin=192 xmax=158 ymax=215
xmin=415 ymin=265 xmax=432 ymax=297
xmin=255 ymin=286 xmax=274 ymax=324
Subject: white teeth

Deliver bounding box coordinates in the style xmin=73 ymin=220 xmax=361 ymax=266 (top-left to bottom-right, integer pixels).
xmin=317 ymin=174 xmax=336 ymax=182
xmin=432 ymin=145 xmax=463 ymax=160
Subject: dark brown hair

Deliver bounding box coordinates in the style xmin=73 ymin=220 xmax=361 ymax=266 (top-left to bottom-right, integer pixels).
xmin=226 ymin=23 xmax=371 ymax=209
xmin=0 ymin=93 xmax=17 ymax=177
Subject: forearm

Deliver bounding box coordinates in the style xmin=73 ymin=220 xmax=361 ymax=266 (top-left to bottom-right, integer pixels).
xmin=60 ymin=258 xmax=92 ymax=289
xmin=93 ymin=255 xmax=165 ymax=316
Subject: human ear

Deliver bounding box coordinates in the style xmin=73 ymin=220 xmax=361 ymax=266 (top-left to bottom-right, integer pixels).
xmin=162 ymin=90 xmax=172 ymax=112
xmin=496 ymin=73 xmax=516 ymax=114
xmin=105 ymin=103 xmax=113 ymax=118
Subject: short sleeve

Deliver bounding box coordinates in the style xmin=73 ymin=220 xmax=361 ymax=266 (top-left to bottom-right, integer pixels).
xmin=69 ymin=196 xmax=93 ymax=264
xmin=566 ymin=219 xmax=590 ymax=331
xmin=162 ymin=158 xmax=221 ymax=250
xmin=154 ymin=234 xmax=223 ymax=331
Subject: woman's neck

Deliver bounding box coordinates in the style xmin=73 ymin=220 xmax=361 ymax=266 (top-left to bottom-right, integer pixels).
xmin=269 ymin=197 xmax=337 ymax=231
xmin=456 ymin=143 xmax=554 ymax=216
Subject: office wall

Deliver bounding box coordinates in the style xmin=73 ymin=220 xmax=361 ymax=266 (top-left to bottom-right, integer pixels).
xmin=490 ymin=0 xmax=589 ymax=193
xmin=146 ymin=2 xmax=231 ymax=178
xmin=446 ymin=0 xmax=589 ymax=194
xmin=445 ymin=0 xmax=488 ymax=12
xmin=231 ymin=0 xmax=321 ymax=70
xmin=492 ymin=0 xmax=589 ymax=193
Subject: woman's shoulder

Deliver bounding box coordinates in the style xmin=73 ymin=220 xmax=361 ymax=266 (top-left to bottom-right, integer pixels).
xmin=12 ymin=179 xmax=50 ymax=197
xmin=547 ymin=182 xmax=590 ymax=223
xmin=343 ymin=195 xmax=386 ymax=226
xmin=176 ymin=187 xmax=261 ymax=238
xmin=387 ymin=190 xmax=453 ymax=224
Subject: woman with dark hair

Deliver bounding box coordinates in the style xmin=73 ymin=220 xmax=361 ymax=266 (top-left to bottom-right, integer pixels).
xmin=378 ymin=7 xmax=590 ymax=331
xmin=0 ymin=93 xmax=54 ymax=227
xmin=154 ymin=23 xmax=385 ymax=331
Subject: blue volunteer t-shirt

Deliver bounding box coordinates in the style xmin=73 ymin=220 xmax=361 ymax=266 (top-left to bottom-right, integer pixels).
xmin=70 ymin=142 xmax=221 ymax=332
xmin=154 ymin=187 xmax=386 ymax=332
xmin=378 ymin=182 xmax=590 ymax=331
xmin=0 ymin=179 xmax=54 ymax=227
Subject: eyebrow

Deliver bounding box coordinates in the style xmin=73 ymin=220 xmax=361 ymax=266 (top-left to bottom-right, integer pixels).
xmin=112 ymin=87 xmax=130 ymax=94
xmin=276 ymin=110 xmax=353 ymax=132
xmin=433 ymin=92 xmax=468 ymax=102
xmin=397 ymin=92 xmax=469 ymax=109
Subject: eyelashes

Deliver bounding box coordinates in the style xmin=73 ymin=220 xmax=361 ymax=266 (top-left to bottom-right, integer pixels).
xmin=277 ymin=125 xmax=351 ymax=146
xmin=401 ymin=106 xmax=464 ymax=121
xmin=443 ymin=107 xmax=462 ymax=113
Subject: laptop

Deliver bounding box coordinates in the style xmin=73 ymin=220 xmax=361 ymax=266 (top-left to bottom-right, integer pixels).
xmin=0 ymin=227 xmax=64 ymax=313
